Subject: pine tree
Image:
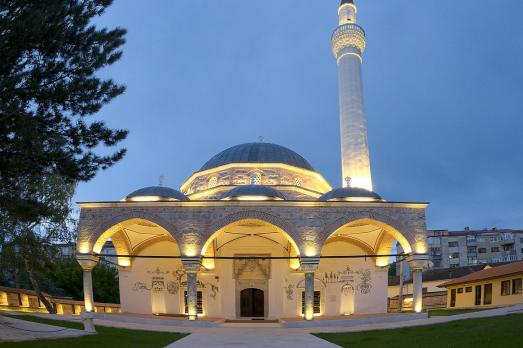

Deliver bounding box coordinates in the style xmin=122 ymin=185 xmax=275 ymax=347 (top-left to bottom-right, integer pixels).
xmin=0 ymin=0 xmax=127 ymax=312
xmin=0 ymin=0 xmax=128 ymax=221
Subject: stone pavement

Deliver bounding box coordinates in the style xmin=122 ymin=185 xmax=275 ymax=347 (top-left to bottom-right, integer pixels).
xmin=166 ymin=328 xmax=340 ymax=348
xmin=0 ymin=314 xmax=88 ymax=342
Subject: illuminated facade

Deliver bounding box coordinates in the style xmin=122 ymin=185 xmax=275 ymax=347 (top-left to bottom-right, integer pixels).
xmin=76 ymin=0 xmax=429 ymax=321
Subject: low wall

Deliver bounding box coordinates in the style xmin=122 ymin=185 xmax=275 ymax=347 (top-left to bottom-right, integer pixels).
xmin=388 ymin=291 xmax=447 ymax=311
xmin=0 ymin=286 xmax=120 ymax=315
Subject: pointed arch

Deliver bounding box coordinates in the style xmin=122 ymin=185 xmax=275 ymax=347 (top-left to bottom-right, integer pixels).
xmin=205 ymin=210 xmax=300 ymax=255
xmin=321 ymin=215 xmax=413 ymax=267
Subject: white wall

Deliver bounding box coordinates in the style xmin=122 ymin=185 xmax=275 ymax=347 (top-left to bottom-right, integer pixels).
xmin=318 ymin=241 xmax=388 ymax=315
xmin=118 ymin=237 xmax=389 ymax=317
xmin=118 ymin=240 xmax=182 ymax=315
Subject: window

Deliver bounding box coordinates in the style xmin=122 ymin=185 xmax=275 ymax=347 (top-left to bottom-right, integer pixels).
xmin=448 ymin=241 xmax=459 ymax=248
xmin=428 ymin=237 xmax=441 ymax=245
xmin=184 ymin=291 xmax=203 ymax=315
xmin=465 ymin=287 xmax=472 ymax=293
xmin=467 ymin=246 xmax=477 ymax=254
xmin=490 ymin=236 xmax=498 ymax=242
xmin=520 ymin=238 xmax=523 ymax=243
xmin=512 ymin=279 xmax=522 ymax=295
xmin=450 ymin=264 xmax=460 ymax=268
xmin=501 ymin=280 xmax=511 ymax=296
xmin=450 ymin=252 xmax=460 ymax=259
xmin=503 ymin=244 xmax=515 ymax=252
xmin=250 ymin=173 xmax=262 ymax=185
xmin=301 ymin=291 xmax=321 ymax=315
xmin=430 ymin=247 xmax=441 ymax=256
xmin=466 ymin=235 xmax=476 ymax=242
xmin=491 ymin=247 xmax=500 ymax=252
xmin=478 ymin=248 xmax=487 ymax=254
xmin=457 ymin=288 xmax=463 ymax=294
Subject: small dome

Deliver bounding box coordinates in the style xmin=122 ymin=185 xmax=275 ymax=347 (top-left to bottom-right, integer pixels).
xmin=199 ymin=143 xmax=315 ymax=172
xmin=319 ymin=187 xmax=383 ymax=202
xmin=125 ymin=186 xmax=189 ymax=202
xmin=219 ymin=185 xmax=286 ymax=201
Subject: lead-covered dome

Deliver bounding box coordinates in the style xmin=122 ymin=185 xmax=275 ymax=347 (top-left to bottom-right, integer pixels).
xmin=219 ymin=185 xmax=286 ymax=201
xmin=319 ymin=187 xmax=383 ymax=202
xmin=125 ymin=186 xmax=189 ymax=202
xmin=199 ymin=143 xmax=314 ymax=172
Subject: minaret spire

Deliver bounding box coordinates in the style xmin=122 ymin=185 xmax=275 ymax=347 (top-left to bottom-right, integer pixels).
xmin=332 ymin=0 xmax=373 ymax=192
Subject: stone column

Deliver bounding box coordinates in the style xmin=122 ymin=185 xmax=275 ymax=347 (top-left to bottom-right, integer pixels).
xmin=407 ymin=254 xmax=428 ymax=313
xmin=412 ymin=268 xmax=423 ymax=313
xmin=182 ymin=257 xmax=201 ymax=320
xmin=76 ymin=255 xmax=99 ymax=313
xmin=301 ymin=257 xmax=320 ymax=321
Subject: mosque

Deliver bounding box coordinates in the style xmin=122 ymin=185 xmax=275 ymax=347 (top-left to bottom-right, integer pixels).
xmin=76 ymin=0 xmax=429 ymax=321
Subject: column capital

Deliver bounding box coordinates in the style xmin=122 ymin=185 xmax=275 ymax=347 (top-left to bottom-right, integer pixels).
xmin=300 ymin=257 xmax=320 ymax=273
xmin=77 ymin=254 xmax=99 ymax=271
xmin=181 ymin=257 xmax=201 ymax=273
xmin=406 ymin=254 xmax=429 ymax=271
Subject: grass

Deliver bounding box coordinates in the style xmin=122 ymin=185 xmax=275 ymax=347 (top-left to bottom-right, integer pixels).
xmin=314 ymin=313 xmax=523 ymax=348
xmin=0 ymin=314 xmax=188 ymax=348
xmin=428 ymin=307 xmax=497 ymax=317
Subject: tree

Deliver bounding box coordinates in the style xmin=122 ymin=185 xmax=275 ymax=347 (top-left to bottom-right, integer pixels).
xmin=0 ymin=0 xmax=127 ymax=312
xmin=49 ymin=258 xmax=120 ymax=304
xmin=0 ymin=0 xmax=127 ymax=222
xmin=0 ymin=174 xmax=76 ymax=313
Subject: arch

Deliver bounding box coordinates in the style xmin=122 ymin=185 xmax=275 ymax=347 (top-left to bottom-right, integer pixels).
xmin=296 ymin=277 xmax=327 ymax=289
xmin=204 ymin=210 xmax=300 ymax=255
xmin=322 ymin=236 xmax=375 ymax=255
xmin=83 ymin=213 xmax=180 ymax=267
xmin=321 ymin=215 xmax=413 ymax=267
xmin=86 ymin=211 xmax=181 ymax=253
xmin=202 ymin=213 xmax=301 ymax=272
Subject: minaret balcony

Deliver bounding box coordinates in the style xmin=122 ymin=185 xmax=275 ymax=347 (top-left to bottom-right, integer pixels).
xmin=331 ymin=23 xmax=366 ymax=58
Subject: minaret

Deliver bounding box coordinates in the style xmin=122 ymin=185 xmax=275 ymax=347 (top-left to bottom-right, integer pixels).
xmin=332 ymin=0 xmax=373 ymax=192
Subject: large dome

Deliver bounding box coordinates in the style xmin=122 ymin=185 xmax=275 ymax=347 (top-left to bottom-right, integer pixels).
xmin=199 ymin=143 xmax=315 ymax=172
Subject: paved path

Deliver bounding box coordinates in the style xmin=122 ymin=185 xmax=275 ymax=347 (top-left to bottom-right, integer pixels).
xmin=166 ymin=328 xmax=340 ymax=348
xmin=0 ymin=314 xmax=88 ymax=342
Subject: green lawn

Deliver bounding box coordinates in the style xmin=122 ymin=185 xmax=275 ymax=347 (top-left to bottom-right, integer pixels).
xmin=428 ymin=307 xmax=497 ymax=317
xmin=0 ymin=314 xmax=188 ymax=348
xmin=315 ymin=313 xmax=523 ymax=348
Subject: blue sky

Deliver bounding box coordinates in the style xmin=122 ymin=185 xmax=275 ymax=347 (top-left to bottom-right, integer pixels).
xmin=77 ymin=0 xmax=523 ymax=231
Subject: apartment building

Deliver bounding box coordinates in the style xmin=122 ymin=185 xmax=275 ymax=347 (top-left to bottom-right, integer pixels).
xmin=428 ymin=228 xmax=523 ymax=269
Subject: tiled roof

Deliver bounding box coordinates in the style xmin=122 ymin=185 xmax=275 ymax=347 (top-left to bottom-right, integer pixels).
xmin=427 ymin=229 xmax=523 ymax=237
xmin=439 ymin=260 xmax=523 ymax=288
xmin=388 ymin=264 xmax=487 ymax=286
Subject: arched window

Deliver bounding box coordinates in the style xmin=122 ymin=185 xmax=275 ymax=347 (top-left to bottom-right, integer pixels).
xmin=250 ymin=173 xmax=261 ymax=185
